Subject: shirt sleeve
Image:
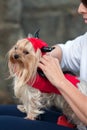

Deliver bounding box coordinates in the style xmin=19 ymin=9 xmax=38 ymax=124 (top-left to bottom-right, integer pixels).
xmin=58 ymin=32 xmax=87 ymax=75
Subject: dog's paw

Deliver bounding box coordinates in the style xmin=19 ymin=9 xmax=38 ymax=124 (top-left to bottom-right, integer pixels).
xmin=25 ymin=115 xmax=36 ymax=120
xmin=17 ymin=105 xmax=26 ymax=113
xmin=25 ymin=116 xmax=35 ymax=120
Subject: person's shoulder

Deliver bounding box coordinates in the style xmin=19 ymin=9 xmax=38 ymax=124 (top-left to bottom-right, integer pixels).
xmin=81 ymin=32 xmax=87 ymax=42
xmin=75 ymin=32 xmax=87 ymax=43
xmin=78 ymin=32 xmax=87 ymax=48
xmin=76 ymin=32 xmax=87 ymax=39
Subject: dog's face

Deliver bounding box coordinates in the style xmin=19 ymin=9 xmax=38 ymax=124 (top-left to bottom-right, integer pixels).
xmin=8 ymin=39 xmax=41 ymax=84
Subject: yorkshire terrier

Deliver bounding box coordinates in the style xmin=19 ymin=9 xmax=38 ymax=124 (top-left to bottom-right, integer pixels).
xmin=8 ymin=34 xmax=87 ymax=130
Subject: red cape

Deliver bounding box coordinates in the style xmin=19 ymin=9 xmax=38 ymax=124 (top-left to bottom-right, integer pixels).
xmin=27 ymin=73 xmax=79 ymax=94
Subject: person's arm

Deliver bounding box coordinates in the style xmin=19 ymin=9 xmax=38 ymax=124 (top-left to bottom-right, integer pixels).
xmin=48 ymin=33 xmax=87 ymax=75
xmin=59 ymin=78 xmax=87 ymax=125
xmin=38 ymin=55 xmax=87 ymax=125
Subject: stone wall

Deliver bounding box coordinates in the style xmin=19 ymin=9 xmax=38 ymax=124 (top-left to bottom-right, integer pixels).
xmin=0 ymin=0 xmax=87 ymax=104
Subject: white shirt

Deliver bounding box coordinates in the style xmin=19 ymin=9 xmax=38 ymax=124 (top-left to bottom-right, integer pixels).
xmin=59 ymin=32 xmax=87 ymax=82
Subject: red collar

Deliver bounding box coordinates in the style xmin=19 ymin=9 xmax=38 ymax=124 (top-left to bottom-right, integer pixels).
xmin=27 ymin=73 xmax=79 ymax=94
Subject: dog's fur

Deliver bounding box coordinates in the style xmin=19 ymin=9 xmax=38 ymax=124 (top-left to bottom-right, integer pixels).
xmin=8 ymin=38 xmax=87 ymax=129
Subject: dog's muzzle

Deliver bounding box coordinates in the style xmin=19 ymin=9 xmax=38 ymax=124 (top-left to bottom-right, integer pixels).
xmin=14 ymin=54 xmax=19 ymax=59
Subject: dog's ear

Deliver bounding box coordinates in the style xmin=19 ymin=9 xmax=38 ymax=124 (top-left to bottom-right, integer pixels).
xmin=27 ymin=29 xmax=40 ymax=38
xmin=28 ymin=33 xmax=33 ymax=38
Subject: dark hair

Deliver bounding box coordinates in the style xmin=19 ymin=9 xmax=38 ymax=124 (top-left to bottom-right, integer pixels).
xmin=81 ymin=0 xmax=87 ymax=7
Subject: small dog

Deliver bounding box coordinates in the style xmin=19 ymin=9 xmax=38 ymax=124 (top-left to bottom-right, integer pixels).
xmin=8 ymin=35 xmax=87 ymax=129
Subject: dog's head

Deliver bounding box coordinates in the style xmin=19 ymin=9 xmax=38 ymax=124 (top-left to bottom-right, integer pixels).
xmin=8 ymin=38 xmax=42 ymax=85
xmin=8 ymin=36 xmax=48 ymax=85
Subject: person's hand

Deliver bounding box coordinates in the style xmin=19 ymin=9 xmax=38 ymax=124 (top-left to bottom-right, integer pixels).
xmin=38 ymin=55 xmax=65 ymax=88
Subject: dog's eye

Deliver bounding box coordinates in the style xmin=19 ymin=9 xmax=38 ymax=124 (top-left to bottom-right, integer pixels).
xmin=23 ymin=50 xmax=29 ymax=55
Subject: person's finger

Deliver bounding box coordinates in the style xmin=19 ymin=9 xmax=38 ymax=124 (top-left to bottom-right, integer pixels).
xmin=38 ymin=62 xmax=44 ymax=69
xmin=39 ymin=55 xmax=49 ymax=65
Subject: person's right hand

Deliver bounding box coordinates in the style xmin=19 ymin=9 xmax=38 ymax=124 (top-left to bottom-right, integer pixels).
xmin=38 ymin=55 xmax=65 ymax=88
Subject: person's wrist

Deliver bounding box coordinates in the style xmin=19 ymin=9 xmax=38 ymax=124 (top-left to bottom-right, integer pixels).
xmin=55 ymin=77 xmax=67 ymax=90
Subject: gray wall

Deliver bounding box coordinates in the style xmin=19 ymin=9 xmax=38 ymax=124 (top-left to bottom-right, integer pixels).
xmin=0 ymin=0 xmax=87 ymax=104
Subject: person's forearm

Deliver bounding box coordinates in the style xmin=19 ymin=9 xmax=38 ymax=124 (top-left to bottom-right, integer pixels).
xmin=57 ymin=79 xmax=87 ymax=125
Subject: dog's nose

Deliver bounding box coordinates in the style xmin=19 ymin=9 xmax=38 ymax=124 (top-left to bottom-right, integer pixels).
xmin=14 ymin=54 xmax=19 ymax=59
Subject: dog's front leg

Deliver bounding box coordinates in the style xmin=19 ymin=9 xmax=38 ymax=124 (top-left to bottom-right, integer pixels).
xmin=25 ymin=97 xmax=44 ymax=120
xmin=25 ymin=115 xmax=36 ymax=120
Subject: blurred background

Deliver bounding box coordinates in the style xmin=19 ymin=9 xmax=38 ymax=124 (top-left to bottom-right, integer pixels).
xmin=0 ymin=0 xmax=87 ymax=104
